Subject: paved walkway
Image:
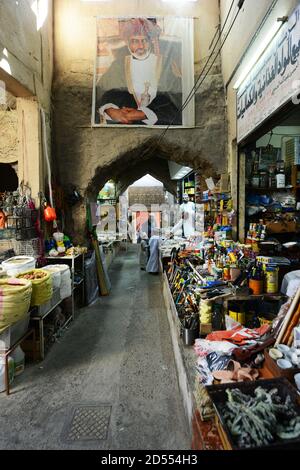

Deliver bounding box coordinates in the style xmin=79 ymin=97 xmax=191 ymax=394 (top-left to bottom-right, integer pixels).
xmin=0 ymin=246 xmax=190 ymax=450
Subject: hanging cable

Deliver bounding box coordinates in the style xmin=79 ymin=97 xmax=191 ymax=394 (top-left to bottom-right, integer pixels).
xmin=152 ymin=0 xmax=245 ymax=153
xmin=179 ymin=0 xmax=236 ymax=121
xmin=40 ymin=107 xmax=54 ymax=208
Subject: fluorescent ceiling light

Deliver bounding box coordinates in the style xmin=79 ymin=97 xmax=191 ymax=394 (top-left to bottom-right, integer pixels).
xmin=168 ymin=161 xmax=193 ymax=180
xmin=233 ymin=21 xmax=283 ymax=90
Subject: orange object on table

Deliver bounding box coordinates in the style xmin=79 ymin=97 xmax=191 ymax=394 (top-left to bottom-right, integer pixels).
xmin=249 ymin=278 xmax=263 ymax=295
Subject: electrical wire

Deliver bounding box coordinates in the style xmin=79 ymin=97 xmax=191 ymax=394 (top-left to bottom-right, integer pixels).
xmin=153 ymin=0 xmax=245 ymax=151
xmin=175 ymin=0 xmax=236 ymax=124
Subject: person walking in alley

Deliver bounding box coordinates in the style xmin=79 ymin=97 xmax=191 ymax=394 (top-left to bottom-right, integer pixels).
xmin=146 ymin=230 xmax=162 ymax=274
xmin=139 ymin=232 xmax=149 ymax=270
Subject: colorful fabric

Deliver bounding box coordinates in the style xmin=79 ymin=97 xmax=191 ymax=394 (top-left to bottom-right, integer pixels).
xmin=206 ymin=325 xmax=270 ymax=345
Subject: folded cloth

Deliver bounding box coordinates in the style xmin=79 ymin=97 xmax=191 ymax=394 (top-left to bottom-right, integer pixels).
xmin=206 ymin=325 xmax=270 ymax=346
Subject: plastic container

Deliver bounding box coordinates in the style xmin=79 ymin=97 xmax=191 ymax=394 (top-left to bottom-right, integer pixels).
xmin=0 ymin=356 xmax=14 ymax=392
xmin=2 ymin=256 xmax=35 ymax=277
xmin=182 ymin=328 xmax=198 ymax=346
xmin=265 ymin=267 xmax=279 ymax=294
xmin=249 ymin=278 xmax=264 ymax=295
xmin=11 ymin=346 xmax=25 ymax=376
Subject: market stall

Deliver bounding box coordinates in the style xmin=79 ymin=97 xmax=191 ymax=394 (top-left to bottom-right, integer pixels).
xmin=162 ymin=181 xmax=300 ymax=450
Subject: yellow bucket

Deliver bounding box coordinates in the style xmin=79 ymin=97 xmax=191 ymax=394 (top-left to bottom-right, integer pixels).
xmin=229 ymin=310 xmax=245 ymax=325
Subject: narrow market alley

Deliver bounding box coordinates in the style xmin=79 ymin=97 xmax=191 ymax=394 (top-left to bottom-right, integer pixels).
xmin=0 ymin=246 xmax=190 ymax=450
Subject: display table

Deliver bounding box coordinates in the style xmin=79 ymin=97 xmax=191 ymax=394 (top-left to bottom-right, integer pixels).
xmin=100 ymin=240 xmax=122 ymax=269
xmin=162 ymin=272 xmax=223 ymax=450
xmin=30 ymin=298 xmax=72 ymax=360
xmin=1 ymin=327 xmax=36 ymax=395
xmin=45 ymin=253 xmax=85 ymax=317
xmin=162 ymin=272 xmax=282 ymax=450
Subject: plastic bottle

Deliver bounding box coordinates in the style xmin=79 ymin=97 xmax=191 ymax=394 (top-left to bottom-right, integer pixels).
xmin=0 ymin=356 xmax=15 ymax=392
xmin=11 ymin=346 xmax=25 ymax=376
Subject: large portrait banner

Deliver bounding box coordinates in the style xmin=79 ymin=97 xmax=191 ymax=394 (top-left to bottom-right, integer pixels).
xmin=92 ymin=17 xmax=195 ymax=128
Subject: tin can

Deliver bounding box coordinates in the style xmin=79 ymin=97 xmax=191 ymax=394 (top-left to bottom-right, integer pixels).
xmin=229 ymin=310 xmax=245 ymax=325
xmin=265 ymin=268 xmax=279 ymax=294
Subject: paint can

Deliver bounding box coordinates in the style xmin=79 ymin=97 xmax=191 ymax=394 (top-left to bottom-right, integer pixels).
xmin=265 ymin=267 xmax=279 ymax=294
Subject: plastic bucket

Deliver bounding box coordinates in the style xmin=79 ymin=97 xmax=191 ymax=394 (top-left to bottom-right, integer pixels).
xmin=182 ymin=328 xmax=198 ymax=346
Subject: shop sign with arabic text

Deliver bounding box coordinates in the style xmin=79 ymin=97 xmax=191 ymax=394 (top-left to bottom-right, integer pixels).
xmin=237 ymin=5 xmax=300 ymax=143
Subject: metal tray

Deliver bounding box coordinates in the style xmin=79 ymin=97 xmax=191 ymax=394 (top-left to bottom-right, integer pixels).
xmin=206 ymin=378 xmax=300 ymax=450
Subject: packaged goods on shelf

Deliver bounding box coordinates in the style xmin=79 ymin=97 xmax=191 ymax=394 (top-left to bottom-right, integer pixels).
xmin=43 ymin=264 xmax=71 ymax=300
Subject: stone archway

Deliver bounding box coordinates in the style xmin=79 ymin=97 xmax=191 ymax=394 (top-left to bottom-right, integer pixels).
xmin=69 ymin=137 xmax=222 ymax=242
xmin=86 ymin=136 xmax=220 ymax=200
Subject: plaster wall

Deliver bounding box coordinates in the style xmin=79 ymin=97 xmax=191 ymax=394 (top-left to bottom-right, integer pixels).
xmin=0 ymin=0 xmax=53 ymax=201
xmin=53 ymin=0 xmax=227 ymax=200
xmin=220 ymin=0 xmax=300 ymax=176
xmin=220 ymin=0 xmax=300 ymax=235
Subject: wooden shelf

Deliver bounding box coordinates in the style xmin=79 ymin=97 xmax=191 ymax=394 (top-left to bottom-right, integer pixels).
xmin=246 ymin=186 xmax=294 ymax=192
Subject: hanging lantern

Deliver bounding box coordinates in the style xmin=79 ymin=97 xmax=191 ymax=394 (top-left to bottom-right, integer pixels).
xmin=44 ymin=205 xmax=57 ymax=222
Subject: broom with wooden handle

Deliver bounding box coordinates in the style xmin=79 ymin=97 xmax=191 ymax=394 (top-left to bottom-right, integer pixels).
xmin=282 ymin=302 xmax=300 ymax=345
xmin=275 ymin=286 xmax=300 ymax=345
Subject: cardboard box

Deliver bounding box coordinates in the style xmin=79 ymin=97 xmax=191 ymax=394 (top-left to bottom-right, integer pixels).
xmin=266 ymin=221 xmax=297 ymax=234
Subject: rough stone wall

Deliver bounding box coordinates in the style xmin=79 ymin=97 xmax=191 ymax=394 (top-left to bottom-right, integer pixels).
xmin=53 ymin=0 xmax=227 ymax=239
xmin=0 ymin=0 xmax=54 ymax=198
xmin=53 ymin=0 xmax=227 ymax=205
xmin=0 ymin=91 xmax=17 ymax=164
xmin=0 ymin=0 xmax=53 ymax=110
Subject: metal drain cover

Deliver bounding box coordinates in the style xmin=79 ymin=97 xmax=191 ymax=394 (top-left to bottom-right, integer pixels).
xmin=62 ymin=405 xmax=111 ymax=442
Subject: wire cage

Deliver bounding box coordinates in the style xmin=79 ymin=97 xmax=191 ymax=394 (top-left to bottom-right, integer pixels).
xmin=12 ymin=238 xmax=43 ymax=258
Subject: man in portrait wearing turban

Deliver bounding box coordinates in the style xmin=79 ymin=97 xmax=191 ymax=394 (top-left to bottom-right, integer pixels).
xmin=96 ymin=18 xmax=182 ymax=126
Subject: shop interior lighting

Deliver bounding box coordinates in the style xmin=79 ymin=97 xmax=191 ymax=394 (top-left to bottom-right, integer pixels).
xmin=233 ymin=18 xmax=287 ymax=90
xmin=173 ymin=167 xmax=193 ymax=180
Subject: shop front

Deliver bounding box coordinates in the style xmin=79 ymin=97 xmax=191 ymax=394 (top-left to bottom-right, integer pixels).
xmin=160 ymin=4 xmax=300 ymax=450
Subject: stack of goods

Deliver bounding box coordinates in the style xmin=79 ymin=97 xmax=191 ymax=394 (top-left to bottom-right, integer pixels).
xmin=45 ymin=231 xmax=87 ymax=258
xmin=17 ymin=269 xmax=52 ymax=307
xmin=45 ymin=231 xmax=72 ymax=257
xmin=1 ymin=256 xmax=36 ymax=277
xmin=1 ymin=190 xmax=39 ymax=242
xmin=0 ymin=278 xmax=32 ymax=334
xmin=42 ymin=265 xmax=71 ymax=300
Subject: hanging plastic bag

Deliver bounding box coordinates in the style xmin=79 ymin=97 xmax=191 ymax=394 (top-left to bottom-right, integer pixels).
xmin=44 ymin=205 xmax=57 ymax=222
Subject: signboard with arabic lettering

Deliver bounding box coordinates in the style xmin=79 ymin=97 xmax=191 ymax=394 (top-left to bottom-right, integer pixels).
xmin=237 ymin=5 xmax=300 ymax=143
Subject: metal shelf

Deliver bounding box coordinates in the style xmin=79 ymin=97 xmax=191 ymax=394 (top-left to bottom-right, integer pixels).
xmin=31 ymin=298 xmax=65 ymax=321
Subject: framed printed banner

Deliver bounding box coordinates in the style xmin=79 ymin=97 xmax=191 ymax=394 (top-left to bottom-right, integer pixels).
xmin=92 ymin=17 xmax=195 ymax=128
